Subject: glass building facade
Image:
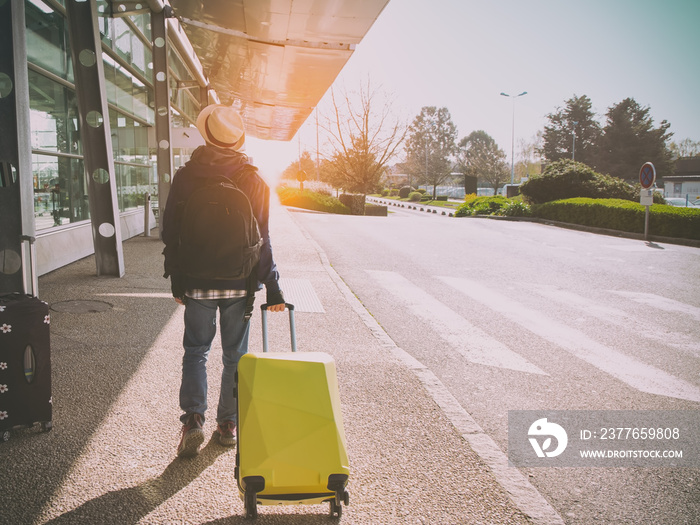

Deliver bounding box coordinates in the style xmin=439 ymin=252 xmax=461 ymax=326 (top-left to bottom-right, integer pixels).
xmin=24 ymin=0 xmax=201 ymax=233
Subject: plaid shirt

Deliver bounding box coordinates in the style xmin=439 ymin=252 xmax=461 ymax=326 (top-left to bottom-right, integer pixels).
xmin=186 ymin=289 xmax=247 ymax=300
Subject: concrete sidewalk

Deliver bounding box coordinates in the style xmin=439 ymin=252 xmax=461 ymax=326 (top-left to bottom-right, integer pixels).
xmin=1 ymin=204 xmax=553 ymax=524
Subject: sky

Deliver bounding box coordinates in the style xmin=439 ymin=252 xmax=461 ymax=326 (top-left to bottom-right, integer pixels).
xmin=246 ymin=0 xmax=700 ymax=179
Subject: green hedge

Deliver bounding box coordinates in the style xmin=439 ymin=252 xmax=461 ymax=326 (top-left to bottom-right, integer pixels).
xmin=531 ymin=198 xmax=700 ymax=240
xmin=364 ymin=203 xmax=388 ymax=216
xmin=276 ymin=187 xmax=350 ymax=214
xmin=520 ymin=160 xmax=636 ymax=204
xmin=408 ymin=191 xmax=422 ymax=202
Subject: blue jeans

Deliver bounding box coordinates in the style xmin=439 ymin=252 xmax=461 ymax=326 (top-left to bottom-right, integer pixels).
xmin=180 ymin=296 xmax=250 ymax=425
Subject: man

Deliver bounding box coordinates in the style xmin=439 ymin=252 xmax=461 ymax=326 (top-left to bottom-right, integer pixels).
xmin=162 ymin=104 xmax=285 ymax=458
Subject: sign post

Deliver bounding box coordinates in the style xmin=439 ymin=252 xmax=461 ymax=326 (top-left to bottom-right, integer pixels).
xmin=639 ymin=162 xmax=656 ymax=240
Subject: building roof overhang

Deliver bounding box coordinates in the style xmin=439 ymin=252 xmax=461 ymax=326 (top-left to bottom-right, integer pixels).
xmin=163 ymin=0 xmax=390 ymax=141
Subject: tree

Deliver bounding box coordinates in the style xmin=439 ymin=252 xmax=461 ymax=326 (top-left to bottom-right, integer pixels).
xmin=455 ymin=130 xmax=509 ymax=193
xmin=282 ymin=151 xmax=316 ymax=186
xmin=540 ymin=94 xmax=601 ymax=167
xmin=403 ymin=106 xmax=458 ymax=199
xmin=319 ymin=79 xmax=406 ymax=194
xmin=515 ymin=132 xmax=544 ymax=181
xmin=597 ymin=97 xmax=673 ymax=180
xmin=669 ymin=139 xmax=700 ymax=159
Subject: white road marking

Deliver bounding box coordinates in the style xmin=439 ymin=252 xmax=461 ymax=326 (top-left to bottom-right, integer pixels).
xmin=610 ymin=290 xmax=700 ymax=322
xmin=440 ymin=277 xmax=700 ymax=403
xmin=366 ymin=270 xmax=546 ymax=375
xmin=533 ymin=286 xmax=700 ymax=358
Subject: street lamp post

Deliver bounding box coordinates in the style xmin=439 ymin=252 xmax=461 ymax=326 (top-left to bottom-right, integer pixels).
xmin=500 ymin=91 xmax=528 ymax=184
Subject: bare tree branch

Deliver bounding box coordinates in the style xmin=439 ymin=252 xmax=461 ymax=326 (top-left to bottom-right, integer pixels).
xmin=317 ymin=79 xmax=407 ymax=194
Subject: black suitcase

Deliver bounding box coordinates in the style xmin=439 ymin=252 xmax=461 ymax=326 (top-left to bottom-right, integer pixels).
xmin=0 ymin=292 xmax=52 ymax=441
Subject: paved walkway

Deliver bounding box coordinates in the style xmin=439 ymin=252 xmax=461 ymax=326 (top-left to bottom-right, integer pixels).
xmin=1 ymin=204 xmax=563 ymax=524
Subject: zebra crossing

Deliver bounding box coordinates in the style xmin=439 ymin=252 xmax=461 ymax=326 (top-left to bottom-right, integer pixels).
xmin=366 ymin=270 xmax=700 ymax=403
xmin=366 ymin=270 xmax=546 ymax=375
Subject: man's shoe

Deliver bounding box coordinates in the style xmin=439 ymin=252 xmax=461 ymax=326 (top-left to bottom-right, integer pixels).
xmin=216 ymin=421 xmax=236 ymax=447
xmin=177 ymin=413 xmax=204 ymax=458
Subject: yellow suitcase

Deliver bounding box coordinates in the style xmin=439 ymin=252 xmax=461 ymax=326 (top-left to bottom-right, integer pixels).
xmin=235 ymin=304 xmax=350 ymax=519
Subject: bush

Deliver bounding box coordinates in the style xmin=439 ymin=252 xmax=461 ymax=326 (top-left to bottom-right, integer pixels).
xmin=408 ymin=191 xmax=422 ymax=202
xmin=455 ymin=196 xmax=509 ymax=217
xmin=498 ymin=200 xmax=531 ymax=217
xmin=399 ymin=186 xmax=415 ymax=198
xmin=389 ymin=188 xmax=399 ymax=197
xmin=276 ymin=186 xmax=350 ymax=214
xmin=436 ymin=195 xmax=448 ymax=201
xmin=520 ymin=159 xmax=636 ymax=204
xmin=531 ymin=198 xmax=700 ymax=240
xmin=381 ymin=188 xmax=390 ymax=197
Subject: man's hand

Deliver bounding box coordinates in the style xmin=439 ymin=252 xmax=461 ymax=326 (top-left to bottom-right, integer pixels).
xmin=266 ymin=302 xmax=286 ymax=312
xmin=170 ymin=275 xmax=186 ymax=305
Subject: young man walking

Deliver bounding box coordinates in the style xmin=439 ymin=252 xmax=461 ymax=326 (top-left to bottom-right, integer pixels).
xmin=162 ymin=104 xmax=285 ymax=457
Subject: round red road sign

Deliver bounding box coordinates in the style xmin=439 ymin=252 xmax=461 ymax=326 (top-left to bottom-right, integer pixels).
xmin=639 ymin=162 xmax=656 ymax=189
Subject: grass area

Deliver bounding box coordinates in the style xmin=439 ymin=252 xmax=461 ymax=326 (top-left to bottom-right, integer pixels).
xmin=277 ymin=186 xmax=350 ymax=214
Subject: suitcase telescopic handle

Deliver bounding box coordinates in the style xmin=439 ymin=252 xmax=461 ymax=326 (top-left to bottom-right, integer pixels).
xmin=260 ymin=303 xmax=296 ymax=352
xmin=20 ymin=235 xmax=38 ymax=297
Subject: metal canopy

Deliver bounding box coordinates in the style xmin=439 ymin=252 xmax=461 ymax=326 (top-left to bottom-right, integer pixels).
xmin=168 ymin=0 xmax=390 ymax=141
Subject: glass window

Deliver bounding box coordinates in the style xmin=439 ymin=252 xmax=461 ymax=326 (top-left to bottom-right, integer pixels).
xmin=168 ymin=47 xmax=202 ymax=124
xmin=97 ymin=0 xmax=113 ymax=45
xmin=103 ymin=53 xmax=155 ymax=125
xmin=130 ymin=31 xmax=152 ymax=80
xmin=132 ymin=12 xmax=151 ymax=41
xmin=112 ymin=17 xmax=133 ymax=64
xmin=28 ymin=69 xmax=81 ymax=156
xmin=110 ymin=110 xmax=149 ymax=161
xmin=98 ymin=4 xmax=153 ymax=84
xmin=110 ymin=109 xmax=156 ymax=211
xmin=25 ymin=0 xmax=72 ymax=82
xmin=33 ymin=154 xmax=88 ymax=231
xmin=132 ymin=77 xmax=151 ymax=122
xmin=115 ymin=163 xmax=154 ymax=211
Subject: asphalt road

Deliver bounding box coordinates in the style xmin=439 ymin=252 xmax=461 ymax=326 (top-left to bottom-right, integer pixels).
xmin=291 ymin=206 xmax=700 ymax=525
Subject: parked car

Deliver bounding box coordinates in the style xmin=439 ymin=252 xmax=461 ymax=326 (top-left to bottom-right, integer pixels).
xmin=665 ymin=197 xmax=699 ymax=207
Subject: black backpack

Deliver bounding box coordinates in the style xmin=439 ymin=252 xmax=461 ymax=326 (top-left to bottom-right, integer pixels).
xmin=177 ymin=171 xmax=262 ymax=281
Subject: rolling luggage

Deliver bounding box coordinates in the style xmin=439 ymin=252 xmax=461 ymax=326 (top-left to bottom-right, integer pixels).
xmin=0 ymin=294 xmax=52 ymax=442
xmin=235 ymin=303 xmax=350 ymax=519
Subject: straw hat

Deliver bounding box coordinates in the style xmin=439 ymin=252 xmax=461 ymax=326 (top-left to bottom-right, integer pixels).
xmin=196 ymin=104 xmax=246 ymax=151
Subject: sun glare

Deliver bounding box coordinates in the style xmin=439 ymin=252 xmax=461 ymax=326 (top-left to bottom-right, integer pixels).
xmin=245 ymin=137 xmax=299 ymax=188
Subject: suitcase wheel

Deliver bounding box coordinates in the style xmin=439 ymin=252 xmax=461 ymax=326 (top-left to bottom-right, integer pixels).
xmin=329 ymin=490 xmax=349 ymax=519
xmin=244 ymin=490 xmax=257 ymax=519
